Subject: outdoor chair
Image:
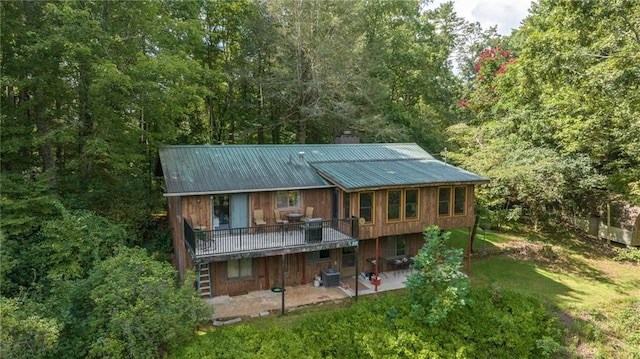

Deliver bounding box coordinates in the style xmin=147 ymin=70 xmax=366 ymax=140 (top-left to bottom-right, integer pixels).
xmin=273 ymin=209 xmax=289 ymax=229
xmin=190 ymin=214 xmax=206 ymax=231
xmin=305 ymin=207 xmax=314 ymax=219
xmin=253 ymin=209 xmax=267 ymax=226
xmin=273 ymin=210 xmax=288 ymax=224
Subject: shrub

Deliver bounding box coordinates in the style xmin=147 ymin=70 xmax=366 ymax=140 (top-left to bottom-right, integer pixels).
xmin=613 ymin=247 xmax=640 ymax=265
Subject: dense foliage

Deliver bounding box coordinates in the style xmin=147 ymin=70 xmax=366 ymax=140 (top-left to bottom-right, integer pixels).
xmin=405 ymin=226 xmax=470 ymax=325
xmin=171 ymin=289 xmax=562 ymax=358
xmin=450 ymin=0 xmax=640 ymax=228
xmin=2 ymin=0 xmax=639 ymax=357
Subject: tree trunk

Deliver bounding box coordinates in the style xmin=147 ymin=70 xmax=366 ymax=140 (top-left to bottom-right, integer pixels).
xmin=470 ymin=214 xmax=480 ymax=253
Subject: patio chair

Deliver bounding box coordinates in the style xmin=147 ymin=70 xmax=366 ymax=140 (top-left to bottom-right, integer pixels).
xmin=274 ymin=209 xmax=289 ymax=231
xmin=274 ymin=210 xmax=289 ymax=225
xmin=304 ymin=207 xmax=314 ymax=219
xmin=253 ymin=209 xmax=267 ymax=226
xmin=190 ymin=214 xmax=206 ymax=231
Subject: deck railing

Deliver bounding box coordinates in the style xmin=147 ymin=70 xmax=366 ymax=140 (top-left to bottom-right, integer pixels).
xmin=184 ymin=217 xmax=358 ymax=259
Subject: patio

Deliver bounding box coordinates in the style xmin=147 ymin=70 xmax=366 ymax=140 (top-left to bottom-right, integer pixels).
xmin=208 ymin=268 xmax=412 ymax=320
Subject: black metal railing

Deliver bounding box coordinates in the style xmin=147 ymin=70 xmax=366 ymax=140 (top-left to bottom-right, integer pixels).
xmin=183 ymin=217 xmax=357 ymax=258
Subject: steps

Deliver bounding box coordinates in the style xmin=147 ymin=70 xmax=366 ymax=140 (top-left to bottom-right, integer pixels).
xmin=198 ymin=262 xmax=212 ymax=298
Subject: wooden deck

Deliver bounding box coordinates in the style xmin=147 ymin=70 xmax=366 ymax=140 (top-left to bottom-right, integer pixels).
xmin=185 ymin=219 xmax=358 ymax=262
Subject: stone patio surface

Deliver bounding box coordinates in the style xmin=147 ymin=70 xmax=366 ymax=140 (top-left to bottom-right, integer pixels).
xmin=208 ymin=268 xmax=412 ymax=320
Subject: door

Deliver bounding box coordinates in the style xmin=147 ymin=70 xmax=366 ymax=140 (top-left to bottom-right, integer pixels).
xmin=212 ymin=195 xmax=230 ymax=229
xmin=341 ymin=247 xmax=356 ymax=277
xmin=230 ymin=194 xmax=249 ymax=229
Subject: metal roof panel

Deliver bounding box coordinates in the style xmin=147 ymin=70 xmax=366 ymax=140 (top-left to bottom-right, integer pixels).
xmin=158 ymin=143 xmax=485 ymax=195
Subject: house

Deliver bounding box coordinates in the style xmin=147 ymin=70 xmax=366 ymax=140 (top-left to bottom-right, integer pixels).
xmin=157 ymin=142 xmax=488 ymax=298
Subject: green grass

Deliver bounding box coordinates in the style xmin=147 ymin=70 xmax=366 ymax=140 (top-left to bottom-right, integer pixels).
xmin=449 ymin=227 xmax=640 ymax=358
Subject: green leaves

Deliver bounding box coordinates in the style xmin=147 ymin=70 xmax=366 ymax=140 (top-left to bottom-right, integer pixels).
xmin=405 ymin=226 xmax=470 ymax=326
xmin=80 ymin=247 xmax=211 ymax=358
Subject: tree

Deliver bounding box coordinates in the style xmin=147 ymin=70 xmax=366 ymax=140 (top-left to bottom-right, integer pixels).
xmin=405 ymin=226 xmax=470 ymax=326
xmin=0 ymin=297 xmax=60 ymax=359
xmin=58 ymin=247 xmax=211 ymax=359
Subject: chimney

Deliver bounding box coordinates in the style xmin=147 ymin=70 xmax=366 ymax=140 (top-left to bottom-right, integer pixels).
xmin=335 ymin=130 xmax=360 ymax=144
xmin=298 ymin=151 xmax=305 ymax=163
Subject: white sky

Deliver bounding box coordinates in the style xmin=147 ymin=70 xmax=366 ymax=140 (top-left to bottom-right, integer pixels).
xmin=428 ymin=0 xmax=534 ymax=35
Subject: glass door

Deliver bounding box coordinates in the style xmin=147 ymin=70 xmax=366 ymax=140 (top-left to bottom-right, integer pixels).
xmin=212 ymin=195 xmax=230 ymax=229
xmin=341 ymin=247 xmax=356 ymax=277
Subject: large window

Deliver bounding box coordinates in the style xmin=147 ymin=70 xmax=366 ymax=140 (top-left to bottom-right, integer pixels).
xmin=343 ymin=192 xmax=350 ymax=218
xmin=359 ymin=192 xmax=374 ymax=224
xmin=276 ymin=190 xmax=301 ymax=209
xmin=386 ymin=189 xmax=420 ymax=222
xmin=438 ymin=187 xmax=451 ymax=216
xmin=387 ymin=235 xmax=406 ymax=256
xmin=454 ymin=186 xmax=466 ymax=215
xmin=308 ymin=249 xmax=331 ymax=263
xmin=227 ymin=258 xmax=252 ymax=279
xmin=438 ymin=186 xmax=466 ymax=217
xmin=405 ymin=189 xmax=419 ymax=220
xmin=387 ymin=190 xmax=402 ymax=221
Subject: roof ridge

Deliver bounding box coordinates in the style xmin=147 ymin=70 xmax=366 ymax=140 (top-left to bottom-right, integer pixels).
xmin=309 ymin=157 xmax=436 ymax=164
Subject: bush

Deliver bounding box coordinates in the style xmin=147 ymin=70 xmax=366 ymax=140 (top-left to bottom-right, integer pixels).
xmin=613 ymin=247 xmax=640 ymax=265
xmin=170 ymin=289 xmax=563 ymax=358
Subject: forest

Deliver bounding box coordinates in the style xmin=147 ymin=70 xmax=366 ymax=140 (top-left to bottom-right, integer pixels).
xmin=1 ymin=0 xmax=639 ymax=358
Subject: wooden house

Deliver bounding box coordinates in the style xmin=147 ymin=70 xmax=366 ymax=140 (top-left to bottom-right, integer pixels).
xmin=157 ymin=143 xmax=488 ymax=297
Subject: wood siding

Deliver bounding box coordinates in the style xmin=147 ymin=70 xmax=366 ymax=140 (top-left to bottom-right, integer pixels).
xmin=349 ymin=185 xmax=476 ymax=240
xmin=209 ymin=250 xmax=342 ymax=296
xmin=168 ymin=185 xmax=476 ymax=295
xmin=251 ymin=188 xmax=334 ymax=224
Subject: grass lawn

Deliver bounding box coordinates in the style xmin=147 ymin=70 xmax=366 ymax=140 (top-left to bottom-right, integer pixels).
xmin=449 ymin=227 xmax=640 ymax=358
xmin=179 ymin=227 xmax=639 ymax=358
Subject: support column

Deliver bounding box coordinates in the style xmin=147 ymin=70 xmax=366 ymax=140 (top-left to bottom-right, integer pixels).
xmin=281 ymin=254 xmax=285 ymax=316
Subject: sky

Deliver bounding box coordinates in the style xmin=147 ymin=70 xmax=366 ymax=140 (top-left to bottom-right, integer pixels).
xmin=429 ymin=0 xmax=535 ymax=35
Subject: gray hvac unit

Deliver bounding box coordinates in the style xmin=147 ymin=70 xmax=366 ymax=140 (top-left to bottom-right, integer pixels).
xmin=321 ymin=268 xmax=340 ymax=287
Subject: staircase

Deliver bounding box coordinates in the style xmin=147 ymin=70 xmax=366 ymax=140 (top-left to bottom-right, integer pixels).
xmin=198 ymin=262 xmax=212 ymax=298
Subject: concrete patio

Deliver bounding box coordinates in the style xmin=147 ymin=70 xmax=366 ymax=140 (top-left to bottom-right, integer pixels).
xmin=207 ymin=267 xmax=413 ymax=320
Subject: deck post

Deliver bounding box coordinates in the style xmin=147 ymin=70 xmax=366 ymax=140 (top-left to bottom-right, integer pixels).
xmin=281 ymin=253 xmax=285 ymax=316
xmin=375 ymin=237 xmax=379 ymax=292
xmin=355 ymin=246 xmax=359 ymax=301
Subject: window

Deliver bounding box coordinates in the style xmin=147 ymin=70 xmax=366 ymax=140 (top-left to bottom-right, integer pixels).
xmin=343 ymin=192 xmax=350 ymax=218
xmin=454 ymin=186 xmax=466 ymax=215
xmin=438 ymin=187 xmax=451 ymax=216
xmin=387 ymin=190 xmax=401 ymax=221
xmin=308 ymin=249 xmax=331 ymax=263
xmin=227 ymin=258 xmax=252 ymax=279
xmin=387 ymin=236 xmax=406 ymax=256
xmin=405 ymin=189 xmax=419 ymax=220
xmin=386 ymin=189 xmax=420 ymax=222
xmin=359 ymin=192 xmax=374 ymax=224
xmin=438 ymin=186 xmax=467 ymax=217
xmin=276 ymin=190 xmax=301 ymax=209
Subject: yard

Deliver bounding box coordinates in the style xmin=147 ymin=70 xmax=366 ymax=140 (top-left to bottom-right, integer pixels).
xmin=171 ymin=227 xmax=640 ymax=358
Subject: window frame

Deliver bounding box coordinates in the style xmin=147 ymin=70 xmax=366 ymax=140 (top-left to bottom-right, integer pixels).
xmin=227 ymin=258 xmax=253 ymax=280
xmin=387 ymin=235 xmax=407 ymax=257
xmin=307 ymin=249 xmax=331 ymax=263
xmin=438 ymin=186 xmax=467 ymax=217
xmin=343 ymin=192 xmax=351 ymax=219
xmin=385 ymin=189 xmax=420 ymax=223
xmin=276 ymin=190 xmax=302 ymax=209
xmin=359 ymin=191 xmax=375 ymax=225
xmin=386 ymin=189 xmax=402 ymax=222
xmin=404 ymin=188 xmax=420 ymax=221
xmin=453 ymin=186 xmax=467 ymax=216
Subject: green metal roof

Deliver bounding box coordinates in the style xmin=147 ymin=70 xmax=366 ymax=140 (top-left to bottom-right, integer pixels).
xmin=158 ymin=143 xmax=487 ymax=196
xmin=312 ymin=159 xmax=487 ymax=191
